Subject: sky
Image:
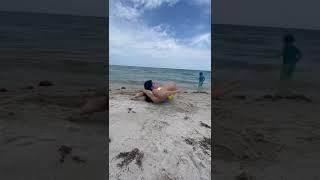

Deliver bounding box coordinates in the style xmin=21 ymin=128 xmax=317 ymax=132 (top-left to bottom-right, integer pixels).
xmin=109 ymin=0 xmax=211 ymax=71
xmin=213 ymin=0 xmax=320 ymax=30
xmin=1 ymin=0 xmax=320 ymax=30
xmin=0 ymin=0 xmax=107 ymax=17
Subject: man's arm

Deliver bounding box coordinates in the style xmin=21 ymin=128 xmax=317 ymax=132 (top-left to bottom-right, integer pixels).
xmin=130 ymin=91 xmax=145 ymax=100
xmin=142 ymin=90 xmax=161 ymax=103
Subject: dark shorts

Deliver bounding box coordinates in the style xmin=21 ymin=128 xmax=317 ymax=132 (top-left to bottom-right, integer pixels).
xmin=280 ymin=63 xmax=296 ymax=80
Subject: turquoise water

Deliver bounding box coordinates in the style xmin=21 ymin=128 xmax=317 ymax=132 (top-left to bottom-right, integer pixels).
xmin=110 ymin=65 xmax=211 ymax=89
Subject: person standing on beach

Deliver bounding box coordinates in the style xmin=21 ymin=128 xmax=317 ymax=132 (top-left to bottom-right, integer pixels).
xmin=198 ymin=72 xmax=205 ymax=89
xmin=278 ymin=34 xmax=302 ymax=94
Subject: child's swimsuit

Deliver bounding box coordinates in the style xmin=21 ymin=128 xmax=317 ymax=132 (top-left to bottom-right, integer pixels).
xmin=281 ymin=45 xmax=301 ymax=80
xmin=199 ymin=76 xmax=205 ymax=88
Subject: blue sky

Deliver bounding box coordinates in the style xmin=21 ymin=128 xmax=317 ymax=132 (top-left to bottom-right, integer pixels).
xmin=109 ymin=0 xmax=211 ymax=71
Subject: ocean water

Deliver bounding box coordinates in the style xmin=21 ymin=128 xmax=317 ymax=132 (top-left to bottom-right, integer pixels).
xmin=0 ymin=11 xmax=107 ymax=88
xmin=110 ymin=65 xmax=211 ymax=89
xmin=213 ymin=24 xmax=320 ymax=83
xmin=0 ymin=11 xmax=107 ymax=74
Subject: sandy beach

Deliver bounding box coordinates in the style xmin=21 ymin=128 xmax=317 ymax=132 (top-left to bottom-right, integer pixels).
xmin=109 ymin=84 xmax=211 ymax=180
xmin=212 ymin=77 xmax=320 ymax=180
xmin=0 ymin=10 xmax=107 ymax=179
xmin=212 ymin=24 xmax=320 ymax=179
xmin=0 ymin=62 xmax=107 ymax=179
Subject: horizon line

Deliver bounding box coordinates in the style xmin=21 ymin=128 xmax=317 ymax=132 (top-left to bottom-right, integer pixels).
xmin=0 ymin=10 xmax=107 ymax=19
xmin=213 ymin=23 xmax=320 ymax=32
xmin=110 ymin=64 xmax=211 ymax=72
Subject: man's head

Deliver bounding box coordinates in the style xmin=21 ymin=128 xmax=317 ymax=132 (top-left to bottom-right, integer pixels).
xmin=144 ymin=80 xmax=153 ymax=90
xmin=143 ymin=80 xmax=154 ymax=103
xmin=283 ymin=34 xmax=295 ymax=44
xmin=199 ymin=72 xmax=203 ymax=76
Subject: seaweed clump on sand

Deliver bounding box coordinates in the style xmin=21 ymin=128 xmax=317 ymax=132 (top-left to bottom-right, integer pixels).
xmin=185 ymin=138 xmax=196 ymax=146
xmin=116 ymin=148 xmax=144 ymax=168
xmin=200 ymin=121 xmax=211 ymax=129
xmin=58 ymin=145 xmax=72 ymax=163
xmin=0 ymin=88 xmax=8 ymax=92
xmin=184 ymin=137 xmax=211 ymax=155
xmin=200 ymin=137 xmax=211 ymax=150
xmin=199 ymin=137 xmax=211 ymax=155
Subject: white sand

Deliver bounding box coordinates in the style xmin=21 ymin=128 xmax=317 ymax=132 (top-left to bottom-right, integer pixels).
xmin=109 ymin=87 xmax=211 ymax=180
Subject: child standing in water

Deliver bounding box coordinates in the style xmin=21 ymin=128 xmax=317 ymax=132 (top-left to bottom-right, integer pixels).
xmin=198 ymin=72 xmax=205 ymax=89
xmin=279 ymin=34 xmax=302 ymax=94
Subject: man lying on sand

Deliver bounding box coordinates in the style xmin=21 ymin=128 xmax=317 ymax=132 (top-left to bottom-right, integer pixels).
xmin=131 ymin=80 xmax=181 ymax=103
xmin=77 ymin=80 xmax=239 ymax=114
xmin=78 ymin=81 xmax=181 ymax=115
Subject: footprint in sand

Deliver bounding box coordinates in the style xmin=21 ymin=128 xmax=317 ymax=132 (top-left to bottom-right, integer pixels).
xmin=16 ymin=141 xmax=34 ymax=147
xmin=3 ymin=135 xmax=28 ymax=145
xmin=72 ymin=155 xmax=86 ymax=163
xmin=258 ymin=94 xmax=312 ymax=103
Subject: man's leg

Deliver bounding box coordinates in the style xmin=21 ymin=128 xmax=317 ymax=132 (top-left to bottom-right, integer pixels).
xmin=197 ymin=81 xmax=204 ymax=92
xmin=163 ymin=81 xmax=177 ymax=91
xmin=285 ymin=63 xmax=296 ymax=95
xmin=277 ymin=64 xmax=290 ymax=96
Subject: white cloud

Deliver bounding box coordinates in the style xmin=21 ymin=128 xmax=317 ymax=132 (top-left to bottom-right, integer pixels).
xmin=129 ymin=0 xmax=179 ymax=9
xmin=190 ymin=33 xmax=211 ymax=49
xmin=109 ymin=0 xmax=211 ymax=70
xmin=192 ymin=0 xmax=210 ymax=5
xmin=110 ymin=1 xmax=141 ymax=20
xmin=110 ymin=0 xmax=179 ymax=16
